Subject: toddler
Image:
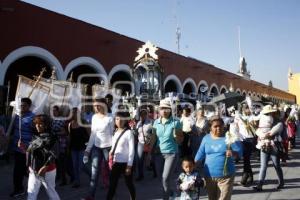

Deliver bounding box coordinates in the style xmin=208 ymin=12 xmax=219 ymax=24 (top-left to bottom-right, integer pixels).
xmin=176 ymin=156 xmax=203 ymax=200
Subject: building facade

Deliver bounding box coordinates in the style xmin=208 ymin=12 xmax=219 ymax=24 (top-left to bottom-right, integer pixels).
xmin=288 ymin=70 xmax=300 ymax=104
xmin=0 ymin=0 xmax=296 ymax=107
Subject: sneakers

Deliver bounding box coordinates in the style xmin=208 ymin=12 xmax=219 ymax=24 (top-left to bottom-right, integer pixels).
xmin=240 ymin=173 xmax=248 ymax=186
xmin=253 ymin=184 xmax=263 ymax=192
xmin=247 ymin=172 xmax=254 ymax=185
xmin=276 ymin=183 xmax=284 ymax=190
xmin=9 ymin=190 xmax=25 ymax=198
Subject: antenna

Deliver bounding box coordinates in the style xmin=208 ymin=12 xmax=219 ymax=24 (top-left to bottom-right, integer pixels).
xmin=176 ymin=25 xmax=181 ymax=54
xmin=173 ymin=0 xmax=181 ymax=54
xmin=238 ymin=26 xmax=242 ymax=58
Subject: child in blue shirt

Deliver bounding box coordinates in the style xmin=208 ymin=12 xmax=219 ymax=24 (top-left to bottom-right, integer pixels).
xmin=176 ymin=156 xmax=204 ymax=200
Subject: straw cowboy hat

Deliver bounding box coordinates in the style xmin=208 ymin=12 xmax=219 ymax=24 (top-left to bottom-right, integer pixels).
xmin=261 ymin=105 xmax=277 ymax=115
xmin=159 ymin=99 xmax=171 ymax=109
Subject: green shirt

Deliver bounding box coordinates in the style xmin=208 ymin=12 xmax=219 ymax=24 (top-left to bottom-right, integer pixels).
xmin=153 ymin=117 xmax=182 ymax=153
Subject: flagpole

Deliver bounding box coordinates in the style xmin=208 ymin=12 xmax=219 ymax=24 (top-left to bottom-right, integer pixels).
xmin=28 ymin=67 xmax=46 ymax=98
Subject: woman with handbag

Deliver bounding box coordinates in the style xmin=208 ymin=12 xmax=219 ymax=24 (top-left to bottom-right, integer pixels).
xmin=254 ymin=107 xmax=284 ymax=191
xmin=106 ymin=111 xmax=135 ymax=200
xmin=153 ymin=98 xmax=183 ymax=200
xmin=135 ymin=109 xmax=154 ymax=181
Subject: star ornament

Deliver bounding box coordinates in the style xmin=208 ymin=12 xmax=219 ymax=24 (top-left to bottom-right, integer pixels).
xmin=135 ymin=41 xmax=158 ymax=61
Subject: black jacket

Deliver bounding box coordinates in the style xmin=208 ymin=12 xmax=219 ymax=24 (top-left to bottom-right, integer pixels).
xmin=26 ymin=132 xmax=57 ymax=172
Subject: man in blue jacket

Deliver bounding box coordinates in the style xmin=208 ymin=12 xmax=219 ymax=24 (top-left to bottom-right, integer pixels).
xmin=10 ymin=98 xmax=35 ymax=198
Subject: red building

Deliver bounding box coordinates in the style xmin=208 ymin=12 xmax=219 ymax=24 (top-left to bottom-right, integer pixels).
xmin=0 ymin=0 xmax=296 ymax=106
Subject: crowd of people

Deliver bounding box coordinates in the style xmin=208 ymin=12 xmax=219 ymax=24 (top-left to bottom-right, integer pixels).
xmin=0 ymin=95 xmax=299 ymax=200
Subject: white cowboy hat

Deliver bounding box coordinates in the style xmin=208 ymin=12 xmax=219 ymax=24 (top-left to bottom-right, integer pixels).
xmin=261 ymin=105 xmax=277 ymax=115
xmin=159 ymin=99 xmax=171 ymax=109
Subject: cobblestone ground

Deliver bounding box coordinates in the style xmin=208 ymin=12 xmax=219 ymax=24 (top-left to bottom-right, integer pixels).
xmin=1 ymin=139 xmax=300 ymax=200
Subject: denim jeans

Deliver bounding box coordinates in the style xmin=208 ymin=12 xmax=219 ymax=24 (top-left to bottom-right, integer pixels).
xmin=71 ymin=150 xmax=84 ymax=184
xmin=155 ymin=153 xmax=178 ymax=200
xmin=89 ymin=146 xmax=110 ymax=197
xmin=258 ymin=149 xmax=284 ymax=185
xmin=136 ymin=144 xmax=157 ymax=178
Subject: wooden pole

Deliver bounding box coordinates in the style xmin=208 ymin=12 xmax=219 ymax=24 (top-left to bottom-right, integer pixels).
xmin=28 ymin=67 xmax=46 ymax=98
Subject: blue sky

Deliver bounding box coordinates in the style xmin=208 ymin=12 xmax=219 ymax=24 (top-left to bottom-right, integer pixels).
xmin=22 ymin=0 xmax=300 ymax=91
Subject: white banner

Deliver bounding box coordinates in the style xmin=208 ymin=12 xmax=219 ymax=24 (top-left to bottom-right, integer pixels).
xmin=15 ymin=75 xmax=50 ymax=115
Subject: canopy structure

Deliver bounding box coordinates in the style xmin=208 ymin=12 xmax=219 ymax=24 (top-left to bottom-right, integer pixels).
xmin=210 ymin=92 xmax=245 ymax=107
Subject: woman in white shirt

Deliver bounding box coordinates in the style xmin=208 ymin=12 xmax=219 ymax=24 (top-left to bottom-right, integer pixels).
xmin=82 ymin=98 xmax=114 ymax=200
xmin=106 ymin=111 xmax=135 ymax=200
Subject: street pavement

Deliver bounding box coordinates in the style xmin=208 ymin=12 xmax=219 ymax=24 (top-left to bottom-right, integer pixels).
xmin=1 ymin=139 xmax=300 ymax=200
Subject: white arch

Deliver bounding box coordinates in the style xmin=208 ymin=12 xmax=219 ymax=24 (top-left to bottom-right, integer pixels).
xmin=197 ymin=80 xmax=209 ymax=91
xmin=209 ymin=83 xmax=219 ymax=96
xmin=164 ymin=74 xmax=183 ymax=93
xmin=248 ymin=91 xmax=252 ymax=96
xmin=64 ymin=57 xmax=107 ymax=80
xmin=236 ymin=88 xmax=241 ymax=94
xmin=108 ymin=64 xmax=132 ymax=82
xmin=197 ymin=80 xmax=209 ymax=94
xmin=182 ymin=78 xmax=197 ymax=93
xmin=0 ymin=46 xmax=63 ymax=85
xmin=252 ymin=92 xmax=257 ymax=97
xmin=219 ymin=85 xmax=228 ymax=93
xmin=242 ymin=90 xmax=247 ymax=96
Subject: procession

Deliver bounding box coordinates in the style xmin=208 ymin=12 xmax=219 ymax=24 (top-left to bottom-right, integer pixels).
xmin=1 ymin=1 xmax=300 ymax=200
